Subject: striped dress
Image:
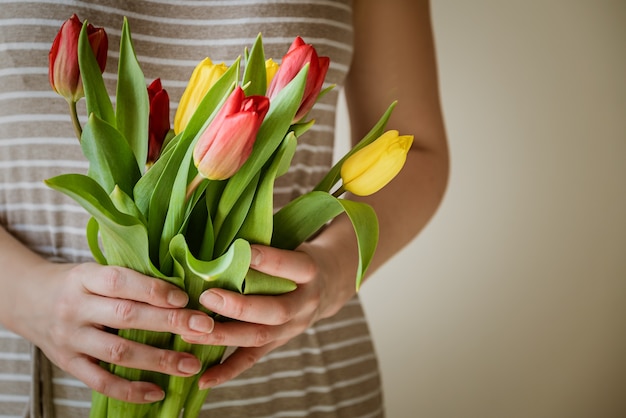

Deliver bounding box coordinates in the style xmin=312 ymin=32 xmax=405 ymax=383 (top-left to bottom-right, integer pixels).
xmin=0 ymin=1 xmax=384 ymax=417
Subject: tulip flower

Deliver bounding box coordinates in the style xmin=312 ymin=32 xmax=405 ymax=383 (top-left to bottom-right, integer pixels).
xmin=49 ymin=14 xmax=108 ymax=103
xmin=174 ymin=57 xmax=229 ymax=134
xmin=339 ymin=130 xmax=414 ymax=196
xmin=267 ymin=36 xmax=329 ymax=122
xmin=146 ymin=78 xmax=171 ymax=166
xmin=192 ymin=86 xmax=270 ymax=182
xmin=265 ymin=58 xmax=280 ymax=89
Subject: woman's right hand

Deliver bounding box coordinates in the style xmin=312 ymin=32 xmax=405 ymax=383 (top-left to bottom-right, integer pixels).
xmin=0 ymin=228 xmax=215 ymax=404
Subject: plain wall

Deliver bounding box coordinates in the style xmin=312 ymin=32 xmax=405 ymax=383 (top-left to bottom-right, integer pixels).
xmin=337 ymin=1 xmax=626 ymax=417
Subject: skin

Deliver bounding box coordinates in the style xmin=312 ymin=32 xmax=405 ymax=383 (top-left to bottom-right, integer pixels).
xmin=0 ymin=0 xmax=448 ymax=405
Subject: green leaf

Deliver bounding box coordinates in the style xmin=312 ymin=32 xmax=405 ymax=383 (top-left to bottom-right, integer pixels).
xmin=214 ymin=65 xmax=309 ymax=228
xmin=243 ymin=269 xmax=296 ymax=295
xmin=213 ymin=173 xmax=260 ymax=257
xmin=272 ymin=191 xmax=378 ymax=289
xmin=242 ymin=33 xmax=267 ymax=96
xmin=116 ymin=17 xmax=149 ymax=171
xmin=314 ymin=101 xmax=397 ymax=193
xmin=78 ymin=22 xmax=115 ymax=126
xmin=238 ymin=132 xmax=297 ymax=245
xmin=169 ymin=235 xmax=251 ymax=296
xmin=45 ymin=173 xmax=182 ymax=287
xmin=86 ymin=217 xmax=107 ymax=265
xmin=81 ymin=114 xmax=141 ymax=196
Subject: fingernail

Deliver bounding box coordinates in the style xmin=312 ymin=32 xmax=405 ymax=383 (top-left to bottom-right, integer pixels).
xmin=189 ymin=314 xmax=214 ymax=333
xmin=250 ymin=246 xmax=262 ymax=267
xmin=199 ymin=378 xmax=218 ymax=390
xmin=168 ymin=289 xmax=189 ymax=307
xmin=144 ymin=390 xmax=165 ymax=402
xmin=200 ymin=290 xmax=223 ymax=310
xmin=178 ymin=357 xmax=201 ymax=374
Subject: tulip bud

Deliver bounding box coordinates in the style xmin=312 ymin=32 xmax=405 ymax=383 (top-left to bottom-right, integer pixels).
xmin=174 ymin=57 xmax=229 ymax=134
xmin=49 ymin=14 xmax=108 ymax=103
xmin=146 ymin=79 xmax=171 ymax=165
xmin=267 ymin=36 xmax=329 ymax=122
xmin=193 ymin=87 xmax=270 ymax=180
xmin=340 ymin=130 xmax=413 ymax=196
xmin=265 ymin=58 xmax=280 ymax=89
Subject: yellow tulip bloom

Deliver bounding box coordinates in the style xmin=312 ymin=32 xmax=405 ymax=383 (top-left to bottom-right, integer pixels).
xmin=265 ymin=58 xmax=280 ymax=90
xmin=174 ymin=57 xmax=228 ymax=134
xmin=340 ymin=130 xmax=413 ymax=196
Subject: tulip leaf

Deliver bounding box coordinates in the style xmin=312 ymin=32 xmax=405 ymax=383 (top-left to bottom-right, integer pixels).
xmin=243 ymin=269 xmax=297 ymax=295
xmin=214 ymin=65 xmax=308 ymax=229
xmin=238 ymin=132 xmax=297 ymax=245
xmin=170 ymin=235 xmax=251 ymax=296
xmin=44 ymin=173 xmax=182 ymax=288
xmin=272 ymin=191 xmax=378 ymax=289
xmin=213 ymin=173 xmax=260 ymax=257
xmin=78 ymin=22 xmax=115 ymax=126
xmin=86 ymin=217 xmax=107 ymax=265
xmin=242 ymin=33 xmax=267 ymax=97
xmin=314 ymin=101 xmax=397 ymax=193
xmin=80 ymin=113 xmax=141 ymax=197
xmin=116 ymin=17 xmax=149 ymax=171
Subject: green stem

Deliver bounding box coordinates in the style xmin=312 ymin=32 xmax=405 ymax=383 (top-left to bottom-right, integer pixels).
xmin=68 ymin=100 xmax=82 ymax=141
xmin=186 ymin=173 xmax=206 ymax=202
xmin=331 ymin=184 xmax=346 ymax=198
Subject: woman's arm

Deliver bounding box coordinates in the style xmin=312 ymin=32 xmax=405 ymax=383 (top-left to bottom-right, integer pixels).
xmin=192 ymin=0 xmax=448 ymax=388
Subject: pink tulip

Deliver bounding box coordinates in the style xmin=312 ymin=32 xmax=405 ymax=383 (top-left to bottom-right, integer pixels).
xmin=267 ymin=36 xmax=329 ymax=122
xmin=49 ymin=14 xmax=108 ymax=103
xmin=193 ymin=87 xmax=270 ymax=180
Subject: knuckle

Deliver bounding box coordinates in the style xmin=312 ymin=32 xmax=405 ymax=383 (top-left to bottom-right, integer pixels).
xmin=157 ymin=349 xmax=177 ymax=372
xmin=167 ymin=309 xmax=184 ymax=329
xmin=253 ymin=327 xmax=272 ymax=347
xmin=106 ymin=339 xmax=130 ymax=363
xmin=101 ymin=267 xmax=125 ymax=293
xmin=114 ymin=300 xmax=136 ymax=323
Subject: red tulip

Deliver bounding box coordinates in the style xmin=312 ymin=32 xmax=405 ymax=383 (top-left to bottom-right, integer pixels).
xmin=267 ymin=36 xmax=329 ymax=122
xmin=147 ymin=78 xmax=171 ymax=165
xmin=49 ymin=14 xmax=108 ymax=103
xmin=193 ymin=87 xmax=270 ymax=180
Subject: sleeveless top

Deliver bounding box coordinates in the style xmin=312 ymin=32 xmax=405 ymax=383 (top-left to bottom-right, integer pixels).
xmin=0 ymin=1 xmax=384 ymax=417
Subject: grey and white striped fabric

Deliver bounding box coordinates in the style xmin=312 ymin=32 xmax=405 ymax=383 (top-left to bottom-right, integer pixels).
xmin=0 ymin=1 xmax=384 ymax=417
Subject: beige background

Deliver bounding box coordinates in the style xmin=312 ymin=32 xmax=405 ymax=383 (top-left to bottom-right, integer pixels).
xmin=336 ymin=1 xmax=626 ymax=417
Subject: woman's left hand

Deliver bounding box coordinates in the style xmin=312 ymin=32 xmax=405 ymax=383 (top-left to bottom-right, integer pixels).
xmin=180 ymin=242 xmax=357 ymax=389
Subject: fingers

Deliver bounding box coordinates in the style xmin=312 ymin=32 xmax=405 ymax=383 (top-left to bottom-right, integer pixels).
xmin=68 ymin=356 xmax=166 ymax=403
xmin=197 ymin=344 xmax=280 ymax=390
xmin=199 ymin=288 xmax=311 ymax=326
xmin=83 ymin=293 xmax=214 ymax=335
xmin=75 ymin=327 xmax=201 ymax=378
xmin=250 ymin=245 xmax=317 ymax=284
xmin=75 ymin=263 xmax=189 ymax=308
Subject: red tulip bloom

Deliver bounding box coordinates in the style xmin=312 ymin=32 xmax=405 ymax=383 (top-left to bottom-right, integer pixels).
xmin=49 ymin=14 xmax=108 ymax=103
xmin=193 ymin=87 xmax=270 ymax=180
xmin=267 ymin=36 xmax=329 ymax=122
xmin=147 ymin=78 xmax=171 ymax=165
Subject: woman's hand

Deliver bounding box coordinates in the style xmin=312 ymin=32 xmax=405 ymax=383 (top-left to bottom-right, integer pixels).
xmin=181 ymin=240 xmax=358 ymax=390
xmin=0 ymin=227 xmax=216 ymax=404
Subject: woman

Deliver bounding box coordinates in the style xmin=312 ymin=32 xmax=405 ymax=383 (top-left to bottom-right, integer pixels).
xmin=0 ymin=0 xmax=448 ymax=416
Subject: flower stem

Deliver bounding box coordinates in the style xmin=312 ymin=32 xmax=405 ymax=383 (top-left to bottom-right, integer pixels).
xmin=331 ymin=184 xmax=346 ymax=198
xmin=186 ymin=173 xmax=206 ymax=201
xmin=68 ymin=100 xmax=82 ymax=141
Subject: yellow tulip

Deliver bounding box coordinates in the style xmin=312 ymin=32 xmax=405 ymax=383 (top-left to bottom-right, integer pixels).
xmin=340 ymin=130 xmax=413 ymax=196
xmin=174 ymin=57 xmax=228 ymax=134
xmin=265 ymin=58 xmax=279 ymax=90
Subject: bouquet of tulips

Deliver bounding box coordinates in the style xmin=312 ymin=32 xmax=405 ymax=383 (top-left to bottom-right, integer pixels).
xmin=47 ymin=14 xmax=413 ymax=418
